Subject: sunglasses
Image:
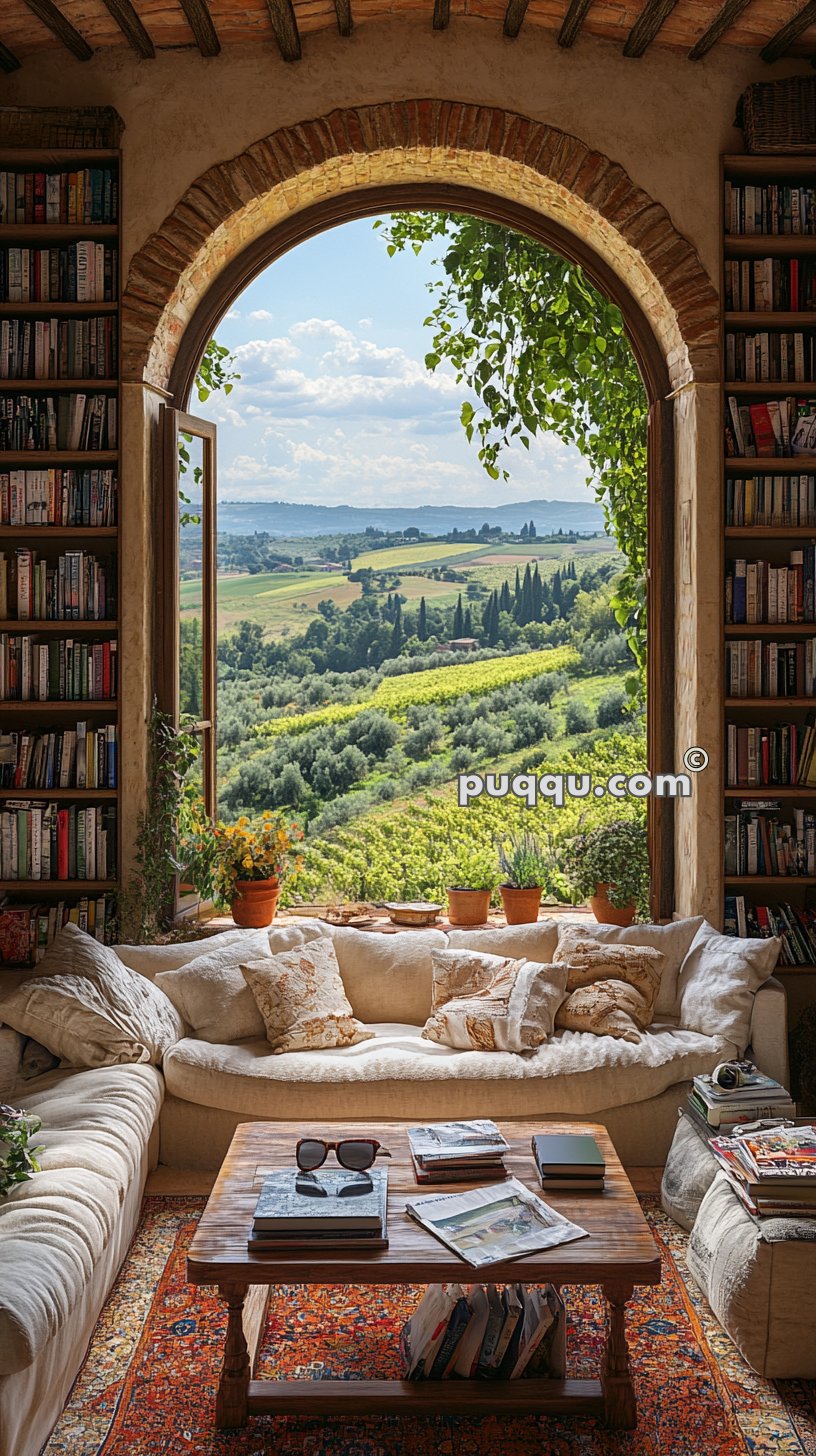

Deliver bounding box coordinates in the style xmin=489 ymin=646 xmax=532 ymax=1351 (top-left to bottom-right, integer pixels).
xmin=295 ymin=1137 xmax=391 ymax=1173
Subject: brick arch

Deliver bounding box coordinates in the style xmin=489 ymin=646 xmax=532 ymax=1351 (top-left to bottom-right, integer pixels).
xmin=122 ymin=100 xmax=718 ymax=394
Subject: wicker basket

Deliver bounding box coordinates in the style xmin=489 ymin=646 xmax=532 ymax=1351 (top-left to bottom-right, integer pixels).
xmin=0 ymin=107 xmax=123 ymax=150
xmin=736 ymin=78 xmax=816 ymax=155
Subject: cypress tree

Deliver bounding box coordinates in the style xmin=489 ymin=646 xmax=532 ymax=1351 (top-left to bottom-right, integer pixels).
xmin=390 ymin=601 xmax=403 ymax=654
xmin=520 ymin=563 xmax=534 ymax=625
xmin=514 ymin=567 xmax=522 ymax=615
xmin=499 ymin=579 xmax=511 ymax=614
xmin=489 ymin=591 xmax=501 ymax=645
xmin=463 ymin=606 xmax=473 ymax=638
xmin=520 ymin=522 xmax=529 ymax=540
xmin=529 ymin=519 xmax=537 ymax=539
xmin=552 ymin=568 xmax=563 ymax=611
xmin=453 ymin=593 xmax=464 ymax=638
xmin=418 ymin=596 xmax=428 ymax=641
xmin=532 ymin=564 xmax=543 ymax=620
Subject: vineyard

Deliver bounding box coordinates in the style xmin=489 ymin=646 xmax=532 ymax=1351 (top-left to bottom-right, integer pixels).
xmin=287 ymin=729 xmax=647 ymax=905
xmin=254 ymin=645 xmax=579 ymax=740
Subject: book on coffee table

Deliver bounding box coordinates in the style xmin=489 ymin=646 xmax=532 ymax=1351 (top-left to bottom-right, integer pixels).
xmin=248 ymin=1167 xmax=389 ymax=1249
xmin=531 ymin=1133 xmax=606 ymax=1192
xmin=408 ymin=1120 xmax=509 ymax=1183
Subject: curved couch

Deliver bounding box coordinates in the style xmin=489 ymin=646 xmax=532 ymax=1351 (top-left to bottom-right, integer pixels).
xmin=0 ymin=914 xmax=789 ymax=1456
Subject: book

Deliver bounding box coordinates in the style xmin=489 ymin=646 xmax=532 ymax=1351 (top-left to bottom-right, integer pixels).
xmin=401 ymin=1284 xmax=465 ymax=1379
xmin=247 ymin=1216 xmax=388 ymax=1251
xmin=409 ymin=1151 xmax=508 ymax=1185
xmin=251 ymin=1167 xmax=387 ymax=1232
xmin=538 ymin=1173 xmax=606 ymax=1192
xmin=405 ymin=1178 xmax=588 ymax=1268
xmin=531 ymin=1133 xmax=605 ymax=1177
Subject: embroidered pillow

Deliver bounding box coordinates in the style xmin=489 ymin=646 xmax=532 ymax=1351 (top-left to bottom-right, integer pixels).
xmin=555 ymin=979 xmax=649 ymax=1044
xmin=241 ymin=937 xmax=374 ymax=1054
xmin=553 ymin=927 xmax=664 ymax=1027
xmin=422 ymin=948 xmax=568 ymax=1052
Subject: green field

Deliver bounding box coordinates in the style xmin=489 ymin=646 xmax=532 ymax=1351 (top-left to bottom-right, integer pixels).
xmin=181 ymin=538 xmax=618 ymax=641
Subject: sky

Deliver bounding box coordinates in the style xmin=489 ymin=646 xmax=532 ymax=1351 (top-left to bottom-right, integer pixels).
xmin=197 ymin=216 xmax=597 ymax=509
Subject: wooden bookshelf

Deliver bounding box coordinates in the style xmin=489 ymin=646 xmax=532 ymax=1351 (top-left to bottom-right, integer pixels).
xmin=722 ymin=154 xmax=816 ymax=966
xmin=0 ymin=143 xmax=120 ymax=957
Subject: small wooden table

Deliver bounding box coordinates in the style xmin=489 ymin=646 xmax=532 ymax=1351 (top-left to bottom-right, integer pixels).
xmin=187 ymin=1119 xmax=660 ymax=1431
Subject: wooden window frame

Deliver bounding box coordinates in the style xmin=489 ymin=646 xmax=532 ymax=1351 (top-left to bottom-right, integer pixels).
xmin=156 ymin=406 xmax=218 ymax=819
xmin=159 ymin=183 xmax=675 ymax=919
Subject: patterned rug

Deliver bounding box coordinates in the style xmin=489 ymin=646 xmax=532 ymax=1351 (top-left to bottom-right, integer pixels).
xmin=43 ymin=1197 xmax=816 ymax=1456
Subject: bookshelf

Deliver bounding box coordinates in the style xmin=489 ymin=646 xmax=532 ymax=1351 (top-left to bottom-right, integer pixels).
xmin=722 ymin=153 xmax=816 ymax=974
xmin=0 ymin=145 xmax=120 ymax=965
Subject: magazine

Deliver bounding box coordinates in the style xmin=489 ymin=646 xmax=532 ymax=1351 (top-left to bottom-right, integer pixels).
xmin=739 ymin=1124 xmax=816 ymax=1180
xmin=405 ymin=1177 xmax=589 ymax=1268
xmin=407 ymin=1120 xmax=510 ymax=1165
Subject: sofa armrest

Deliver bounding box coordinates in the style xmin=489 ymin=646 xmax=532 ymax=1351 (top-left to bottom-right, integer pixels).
xmin=0 ymin=1024 xmax=24 ymax=1101
xmin=747 ymin=976 xmax=789 ymax=1090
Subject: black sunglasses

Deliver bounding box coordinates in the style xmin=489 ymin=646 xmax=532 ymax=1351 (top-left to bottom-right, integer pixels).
xmin=295 ymin=1137 xmax=391 ymax=1173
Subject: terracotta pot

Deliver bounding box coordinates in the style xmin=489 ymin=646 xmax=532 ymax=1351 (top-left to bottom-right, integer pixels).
xmin=446 ymin=887 xmax=492 ymax=927
xmin=230 ymin=878 xmax=280 ymax=928
xmin=499 ymin=885 xmax=542 ymax=925
xmin=589 ymin=882 xmax=636 ymax=928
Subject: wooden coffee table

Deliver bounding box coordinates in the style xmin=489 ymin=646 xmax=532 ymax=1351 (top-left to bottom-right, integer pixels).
xmin=187 ymin=1119 xmax=660 ymax=1431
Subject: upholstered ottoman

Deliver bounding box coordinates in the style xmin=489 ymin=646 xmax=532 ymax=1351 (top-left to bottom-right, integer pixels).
xmin=661 ymin=1112 xmax=816 ymax=1379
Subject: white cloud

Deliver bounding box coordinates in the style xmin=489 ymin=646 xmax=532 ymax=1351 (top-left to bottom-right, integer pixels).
xmin=248 ymin=309 xmax=274 ymax=321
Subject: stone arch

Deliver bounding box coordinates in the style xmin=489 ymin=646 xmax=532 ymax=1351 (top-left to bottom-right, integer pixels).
xmin=122 ymin=100 xmax=719 ymax=394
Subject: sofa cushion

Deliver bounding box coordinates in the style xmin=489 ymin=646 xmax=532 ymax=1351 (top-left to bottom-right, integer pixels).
xmin=162 ymin=1021 xmax=734 ymax=1122
xmin=242 ymin=937 xmax=374 ymax=1053
xmin=677 ymin=921 xmax=780 ymax=1053
xmin=0 ymin=1063 xmax=162 ymax=1374
xmin=553 ymin=929 xmax=664 ymax=1023
xmin=556 ymin=916 xmax=704 ymax=1019
xmin=445 ymin=921 xmax=558 ymax=964
xmin=422 ymin=949 xmax=567 ymax=1051
xmin=114 ymin=919 xmax=327 ymax=982
xmin=555 ymin=979 xmax=651 ymax=1044
xmin=0 ymin=925 xmax=185 ymax=1067
xmin=329 ymin=926 xmax=448 ymax=1024
xmin=154 ymin=927 xmax=274 ymax=1044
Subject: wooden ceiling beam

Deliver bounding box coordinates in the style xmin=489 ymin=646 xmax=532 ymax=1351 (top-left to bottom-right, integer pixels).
xmin=99 ymin=0 xmax=155 ymax=57
xmin=623 ymin=0 xmax=679 ymax=55
xmin=265 ymin=0 xmax=302 ymax=60
xmin=688 ymin=0 xmax=753 ymax=57
xmin=433 ymin=0 xmax=451 ymax=30
xmin=558 ymin=0 xmax=593 ymax=47
xmin=334 ymin=0 xmax=352 ymax=34
xmin=503 ymin=0 xmax=530 ymax=38
xmin=177 ymin=0 xmax=220 ymax=56
xmin=0 ymin=39 xmax=22 ymax=71
xmin=761 ymin=0 xmax=816 ymax=61
xmin=20 ymin=0 xmax=93 ymax=60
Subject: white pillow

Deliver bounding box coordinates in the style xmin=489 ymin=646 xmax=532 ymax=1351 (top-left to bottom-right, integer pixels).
xmin=0 ymin=923 xmax=185 ymax=1067
xmin=114 ymin=919 xmax=326 ymax=982
xmin=556 ymin=916 xmax=704 ymax=1019
xmin=155 ymin=928 xmax=274 ymax=1044
xmin=422 ymin=947 xmax=567 ymax=1052
xmin=677 ymin=921 xmax=780 ymax=1052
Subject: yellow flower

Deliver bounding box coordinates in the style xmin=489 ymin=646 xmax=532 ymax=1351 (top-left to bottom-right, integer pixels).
xmin=242 ymin=856 xmax=253 ymax=870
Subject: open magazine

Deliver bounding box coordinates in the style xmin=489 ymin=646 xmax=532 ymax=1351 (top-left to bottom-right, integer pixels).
xmin=405 ymin=1177 xmax=588 ymax=1268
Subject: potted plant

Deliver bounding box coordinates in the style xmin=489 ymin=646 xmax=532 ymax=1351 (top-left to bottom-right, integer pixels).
xmin=446 ymin=847 xmax=498 ymax=927
xmin=497 ymin=833 xmax=550 ymax=924
xmin=559 ymin=820 xmax=649 ymax=926
xmin=212 ymin=812 xmax=304 ymax=927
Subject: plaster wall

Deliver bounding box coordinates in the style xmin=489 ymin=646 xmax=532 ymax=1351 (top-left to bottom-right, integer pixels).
xmin=3 ymin=26 xmax=774 ymax=917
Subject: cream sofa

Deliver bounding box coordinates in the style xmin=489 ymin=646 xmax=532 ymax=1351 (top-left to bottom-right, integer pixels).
xmin=0 ymin=914 xmax=789 ymax=1456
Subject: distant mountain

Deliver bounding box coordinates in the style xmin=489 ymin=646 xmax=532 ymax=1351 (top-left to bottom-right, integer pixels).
xmin=216 ymin=498 xmax=606 ymax=538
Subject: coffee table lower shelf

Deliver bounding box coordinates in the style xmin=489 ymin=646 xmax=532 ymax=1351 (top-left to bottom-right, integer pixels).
xmin=213 ymin=1280 xmax=635 ymax=1430
xmin=244 ymin=1375 xmax=604 ymax=1418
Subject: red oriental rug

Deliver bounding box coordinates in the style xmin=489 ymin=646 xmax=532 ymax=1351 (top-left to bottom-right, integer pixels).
xmin=43 ymin=1197 xmax=816 ymax=1456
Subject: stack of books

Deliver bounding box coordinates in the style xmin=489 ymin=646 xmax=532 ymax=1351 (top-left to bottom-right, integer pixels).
xmin=709 ymin=1124 xmax=816 ymax=1217
xmin=407 ymin=1120 xmax=509 ymax=1184
xmin=531 ymin=1133 xmax=606 ymax=1194
xmin=688 ymin=1070 xmax=795 ymax=1134
xmin=401 ymin=1281 xmax=565 ymax=1381
xmin=248 ymin=1167 xmax=388 ymax=1251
